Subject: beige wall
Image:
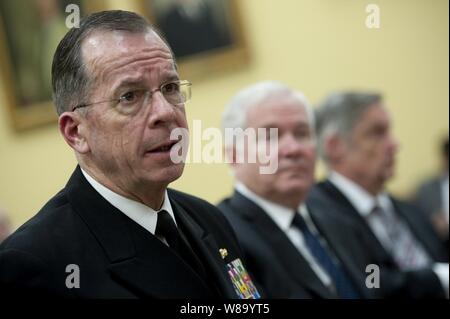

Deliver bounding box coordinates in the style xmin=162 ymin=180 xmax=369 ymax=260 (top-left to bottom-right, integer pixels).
xmin=0 ymin=0 xmax=448 ymax=227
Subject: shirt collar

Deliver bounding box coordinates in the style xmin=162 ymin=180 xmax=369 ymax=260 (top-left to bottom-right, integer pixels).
xmin=81 ymin=168 xmax=175 ymax=235
xmin=235 ymin=181 xmax=303 ymax=231
xmin=328 ymin=171 xmax=386 ymax=217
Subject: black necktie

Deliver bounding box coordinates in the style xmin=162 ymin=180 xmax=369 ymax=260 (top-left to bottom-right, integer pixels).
xmin=292 ymin=213 xmax=360 ymax=299
xmin=155 ymin=210 xmax=180 ymax=251
xmin=155 ymin=210 xmax=216 ymax=295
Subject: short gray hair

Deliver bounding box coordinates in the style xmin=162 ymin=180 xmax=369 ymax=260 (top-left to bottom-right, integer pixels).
xmin=221 ymin=81 xmax=315 ymax=146
xmin=315 ymin=91 xmax=382 ymax=162
xmin=51 ymin=10 xmax=172 ymax=115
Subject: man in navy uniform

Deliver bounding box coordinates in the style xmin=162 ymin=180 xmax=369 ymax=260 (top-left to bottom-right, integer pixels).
xmin=0 ymin=10 xmax=259 ymax=299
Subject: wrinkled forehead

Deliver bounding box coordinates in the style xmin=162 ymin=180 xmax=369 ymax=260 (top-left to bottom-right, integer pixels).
xmin=81 ymin=29 xmax=175 ymax=80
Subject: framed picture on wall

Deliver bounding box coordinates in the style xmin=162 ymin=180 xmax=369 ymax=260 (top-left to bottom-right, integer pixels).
xmin=0 ymin=0 xmax=103 ymax=131
xmin=138 ymin=0 xmax=249 ymax=80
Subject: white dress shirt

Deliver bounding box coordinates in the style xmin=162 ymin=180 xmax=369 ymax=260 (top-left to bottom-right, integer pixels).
xmin=81 ymin=169 xmax=176 ymax=242
xmin=329 ymin=171 xmax=449 ymax=297
xmin=329 ymin=172 xmax=398 ymax=252
xmin=235 ymin=182 xmax=333 ymax=288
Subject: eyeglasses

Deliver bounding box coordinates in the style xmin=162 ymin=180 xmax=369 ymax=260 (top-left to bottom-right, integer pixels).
xmin=71 ymin=80 xmax=192 ymax=112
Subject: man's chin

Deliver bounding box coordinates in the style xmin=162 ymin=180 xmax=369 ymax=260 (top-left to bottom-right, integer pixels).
xmin=143 ymin=163 xmax=185 ymax=184
xmin=375 ymin=172 xmax=394 ymax=191
xmin=283 ymin=181 xmax=311 ymax=196
xmin=383 ymin=168 xmax=396 ymax=182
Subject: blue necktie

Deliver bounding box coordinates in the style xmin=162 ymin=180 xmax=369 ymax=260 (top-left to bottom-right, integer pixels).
xmin=292 ymin=213 xmax=360 ymax=299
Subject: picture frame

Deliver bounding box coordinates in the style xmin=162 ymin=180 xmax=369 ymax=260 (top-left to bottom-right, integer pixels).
xmin=0 ymin=0 xmax=103 ymax=131
xmin=0 ymin=0 xmax=248 ymax=131
xmin=137 ymin=0 xmax=249 ymax=80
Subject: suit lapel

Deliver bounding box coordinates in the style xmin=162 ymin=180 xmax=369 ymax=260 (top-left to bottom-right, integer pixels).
xmin=307 ymin=202 xmax=372 ymax=298
xmin=320 ymin=180 xmax=445 ymax=262
xmin=66 ymin=166 xmax=213 ymax=298
xmin=317 ymin=180 xmax=396 ymax=265
xmin=229 ymin=192 xmax=335 ymax=298
xmin=390 ymin=198 xmax=443 ymax=260
xmin=169 ymin=198 xmax=239 ymax=298
xmin=108 ymin=221 xmax=214 ymax=298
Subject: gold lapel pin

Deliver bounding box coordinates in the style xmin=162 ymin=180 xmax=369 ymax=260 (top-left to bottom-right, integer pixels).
xmin=219 ymin=248 xmax=228 ymax=259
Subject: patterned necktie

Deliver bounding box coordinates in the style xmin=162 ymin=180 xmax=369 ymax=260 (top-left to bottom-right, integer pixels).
xmin=369 ymin=204 xmax=431 ymax=270
xmin=292 ymin=213 xmax=360 ymax=299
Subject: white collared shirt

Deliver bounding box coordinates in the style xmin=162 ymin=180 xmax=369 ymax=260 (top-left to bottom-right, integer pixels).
xmin=81 ymin=168 xmax=176 ymax=237
xmin=235 ymin=182 xmax=333 ymax=288
xmin=328 ymin=171 xmax=396 ymax=251
xmin=329 ymin=171 xmax=449 ymax=297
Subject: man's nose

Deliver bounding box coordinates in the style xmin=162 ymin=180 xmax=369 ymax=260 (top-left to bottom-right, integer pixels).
xmin=279 ymin=134 xmax=304 ymax=158
xmin=146 ymin=92 xmax=177 ymax=127
xmin=388 ymin=134 xmax=400 ymax=154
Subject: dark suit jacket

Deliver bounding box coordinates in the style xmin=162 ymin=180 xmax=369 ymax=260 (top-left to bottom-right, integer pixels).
xmin=0 ymin=167 xmax=251 ymax=299
xmin=309 ymin=179 xmax=448 ymax=298
xmin=414 ymin=177 xmax=444 ymax=218
xmin=218 ymin=191 xmax=376 ymax=299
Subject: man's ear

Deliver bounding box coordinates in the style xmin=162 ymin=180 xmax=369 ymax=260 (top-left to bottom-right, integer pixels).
xmin=325 ymin=134 xmax=346 ymax=163
xmin=58 ymin=112 xmax=90 ymax=154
